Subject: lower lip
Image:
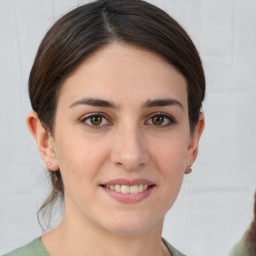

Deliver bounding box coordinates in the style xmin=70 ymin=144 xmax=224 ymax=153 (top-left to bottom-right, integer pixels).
xmin=101 ymin=186 xmax=154 ymax=203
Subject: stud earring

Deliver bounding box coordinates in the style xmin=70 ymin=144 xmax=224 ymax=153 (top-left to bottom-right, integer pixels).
xmin=47 ymin=162 xmax=51 ymax=166
xmin=185 ymin=163 xmax=192 ymax=174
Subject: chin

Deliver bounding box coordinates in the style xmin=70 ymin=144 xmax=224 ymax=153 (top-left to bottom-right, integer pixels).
xmin=109 ymin=225 xmax=152 ymax=236
xmin=104 ymin=212 xmax=162 ymax=236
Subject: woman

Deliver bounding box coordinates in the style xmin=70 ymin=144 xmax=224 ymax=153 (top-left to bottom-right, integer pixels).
xmin=4 ymin=0 xmax=205 ymax=255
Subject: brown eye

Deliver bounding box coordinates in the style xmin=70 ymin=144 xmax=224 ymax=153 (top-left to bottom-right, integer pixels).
xmin=82 ymin=113 xmax=110 ymax=128
xmin=145 ymin=113 xmax=175 ymax=127
xmin=152 ymin=115 xmax=164 ymax=125
xmin=90 ymin=115 xmax=102 ymax=126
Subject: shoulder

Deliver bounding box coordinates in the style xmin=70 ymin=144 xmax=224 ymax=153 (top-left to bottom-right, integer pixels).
xmin=162 ymin=237 xmax=186 ymax=256
xmin=3 ymin=238 xmax=50 ymax=256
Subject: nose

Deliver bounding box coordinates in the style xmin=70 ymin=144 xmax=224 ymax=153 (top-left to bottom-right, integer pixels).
xmin=110 ymin=125 xmax=149 ymax=171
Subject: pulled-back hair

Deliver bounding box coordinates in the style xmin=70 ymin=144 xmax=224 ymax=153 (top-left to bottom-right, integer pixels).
xmin=28 ymin=0 xmax=205 ymax=227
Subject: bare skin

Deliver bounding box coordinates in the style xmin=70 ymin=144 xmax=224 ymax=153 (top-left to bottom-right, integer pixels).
xmin=27 ymin=42 xmax=204 ymax=256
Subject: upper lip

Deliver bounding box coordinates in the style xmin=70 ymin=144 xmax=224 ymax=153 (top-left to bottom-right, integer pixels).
xmin=102 ymin=178 xmax=155 ymax=186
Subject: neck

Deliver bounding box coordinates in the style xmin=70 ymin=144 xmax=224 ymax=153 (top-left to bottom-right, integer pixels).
xmin=42 ymin=210 xmax=168 ymax=256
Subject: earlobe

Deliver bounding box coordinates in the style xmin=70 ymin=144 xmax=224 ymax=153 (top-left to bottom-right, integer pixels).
xmin=186 ymin=113 xmax=205 ymax=166
xmin=26 ymin=111 xmax=59 ymax=171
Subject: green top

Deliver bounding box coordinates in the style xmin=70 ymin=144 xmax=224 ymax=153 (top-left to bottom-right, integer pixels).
xmin=3 ymin=238 xmax=50 ymax=256
xmin=4 ymin=237 xmax=186 ymax=256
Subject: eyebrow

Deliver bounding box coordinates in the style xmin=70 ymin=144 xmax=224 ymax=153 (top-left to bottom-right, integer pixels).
xmin=69 ymin=98 xmax=118 ymax=108
xmin=69 ymin=97 xmax=183 ymax=110
xmin=142 ymin=98 xmax=184 ymax=110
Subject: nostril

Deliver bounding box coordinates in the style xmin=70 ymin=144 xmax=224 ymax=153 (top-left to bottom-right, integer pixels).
xmin=116 ymin=162 xmax=123 ymax=166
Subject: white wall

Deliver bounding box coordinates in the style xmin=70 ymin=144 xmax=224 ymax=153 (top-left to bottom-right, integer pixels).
xmin=0 ymin=0 xmax=255 ymax=255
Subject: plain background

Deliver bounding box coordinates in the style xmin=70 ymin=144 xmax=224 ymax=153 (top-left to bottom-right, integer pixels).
xmin=0 ymin=0 xmax=256 ymax=255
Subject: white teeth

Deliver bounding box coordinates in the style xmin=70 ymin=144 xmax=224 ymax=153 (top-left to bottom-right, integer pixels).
xmin=130 ymin=185 xmax=139 ymax=194
xmin=115 ymin=185 xmax=121 ymax=192
xmin=121 ymin=185 xmax=130 ymax=194
xmin=105 ymin=184 xmax=150 ymax=194
xmin=138 ymin=184 xmax=144 ymax=192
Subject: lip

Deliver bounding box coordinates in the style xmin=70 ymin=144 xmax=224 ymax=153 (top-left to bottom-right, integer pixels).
xmin=100 ymin=178 xmax=155 ymax=203
xmin=102 ymin=178 xmax=154 ymax=186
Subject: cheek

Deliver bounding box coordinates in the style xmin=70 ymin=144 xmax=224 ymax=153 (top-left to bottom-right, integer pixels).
xmin=54 ymin=134 xmax=111 ymax=208
xmin=153 ymin=142 xmax=186 ymax=210
xmin=150 ymin=134 xmax=189 ymax=174
xmin=149 ymin=133 xmax=189 ymax=204
xmin=54 ymin=130 xmax=110 ymax=186
xmin=156 ymin=145 xmax=185 ymax=189
xmin=56 ymin=131 xmax=111 ymax=187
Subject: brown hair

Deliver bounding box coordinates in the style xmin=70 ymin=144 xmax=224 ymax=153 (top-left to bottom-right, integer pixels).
xmin=29 ymin=0 xmax=205 ymax=227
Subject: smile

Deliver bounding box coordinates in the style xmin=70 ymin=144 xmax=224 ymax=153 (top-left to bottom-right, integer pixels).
xmin=101 ymin=184 xmax=152 ymax=194
xmin=100 ymin=179 xmax=155 ymax=203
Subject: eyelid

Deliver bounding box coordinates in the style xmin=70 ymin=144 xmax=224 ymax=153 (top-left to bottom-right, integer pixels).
xmin=145 ymin=112 xmax=176 ymax=127
xmin=80 ymin=112 xmax=112 ymax=128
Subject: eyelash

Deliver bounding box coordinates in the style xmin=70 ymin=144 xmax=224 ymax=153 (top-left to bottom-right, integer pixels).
xmin=80 ymin=112 xmax=112 ymax=129
xmin=80 ymin=112 xmax=176 ymax=129
xmin=145 ymin=112 xmax=176 ymax=128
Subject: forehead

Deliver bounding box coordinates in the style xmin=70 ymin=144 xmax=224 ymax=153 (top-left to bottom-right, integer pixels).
xmin=58 ymin=42 xmax=188 ymax=109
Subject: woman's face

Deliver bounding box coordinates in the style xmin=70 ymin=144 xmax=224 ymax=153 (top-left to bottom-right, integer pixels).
xmin=48 ymin=42 xmax=203 ymax=235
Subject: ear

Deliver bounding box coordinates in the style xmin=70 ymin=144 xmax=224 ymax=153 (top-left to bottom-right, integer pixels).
xmin=26 ymin=111 xmax=59 ymax=171
xmin=186 ymin=113 xmax=205 ymax=167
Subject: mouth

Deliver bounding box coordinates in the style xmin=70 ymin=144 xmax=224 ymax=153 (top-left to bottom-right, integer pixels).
xmin=99 ymin=179 xmax=156 ymax=203
xmin=100 ymin=184 xmax=155 ymax=194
